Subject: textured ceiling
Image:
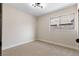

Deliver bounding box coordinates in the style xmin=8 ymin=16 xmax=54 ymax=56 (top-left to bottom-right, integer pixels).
xmin=7 ymin=3 xmax=76 ymax=16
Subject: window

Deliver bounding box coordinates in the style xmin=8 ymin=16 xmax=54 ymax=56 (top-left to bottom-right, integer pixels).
xmin=50 ymin=17 xmax=59 ymax=30
xmin=50 ymin=13 xmax=75 ymax=31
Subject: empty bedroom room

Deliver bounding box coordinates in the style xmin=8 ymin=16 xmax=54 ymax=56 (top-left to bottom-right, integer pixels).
xmin=2 ymin=3 xmax=79 ymax=56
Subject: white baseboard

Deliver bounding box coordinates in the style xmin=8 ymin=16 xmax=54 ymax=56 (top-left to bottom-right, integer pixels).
xmin=2 ymin=39 xmax=34 ymax=50
xmin=37 ymin=39 xmax=79 ymax=51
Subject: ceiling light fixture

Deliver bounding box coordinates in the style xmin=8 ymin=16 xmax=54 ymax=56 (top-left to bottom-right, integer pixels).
xmin=32 ymin=3 xmax=43 ymax=8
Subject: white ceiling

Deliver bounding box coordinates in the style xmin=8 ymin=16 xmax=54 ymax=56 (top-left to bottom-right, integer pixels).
xmin=7 ymin=3 xmax=76 ymax=16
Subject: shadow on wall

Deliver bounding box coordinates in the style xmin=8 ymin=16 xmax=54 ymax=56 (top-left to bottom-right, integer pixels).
xmin=0 ymin=3 xmax=2 ymax=56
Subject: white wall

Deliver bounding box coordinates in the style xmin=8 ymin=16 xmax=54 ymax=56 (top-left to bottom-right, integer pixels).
xmin=37 ymin=4 xmax=78 ymax=50
xmin=2 ymin=4 xmax=36 ymax=50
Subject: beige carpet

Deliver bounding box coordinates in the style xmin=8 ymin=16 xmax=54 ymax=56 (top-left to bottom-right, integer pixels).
xmin=2 ymin=41 xmax=79 ymax=56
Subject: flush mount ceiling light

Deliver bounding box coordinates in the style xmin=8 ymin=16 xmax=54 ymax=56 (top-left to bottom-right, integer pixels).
xmin=32 ymin=3 xmax=44 ymax=8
